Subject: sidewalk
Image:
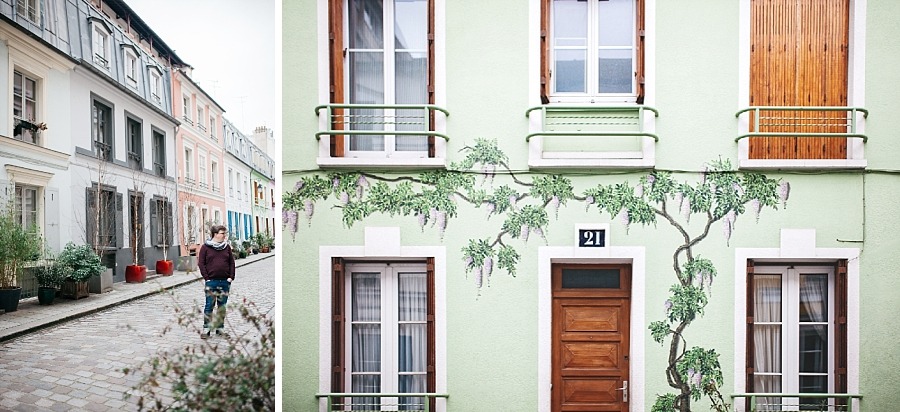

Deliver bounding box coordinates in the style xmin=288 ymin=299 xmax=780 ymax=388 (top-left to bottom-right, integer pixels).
xmin=0 ymin=252 xmax=275 ymax=343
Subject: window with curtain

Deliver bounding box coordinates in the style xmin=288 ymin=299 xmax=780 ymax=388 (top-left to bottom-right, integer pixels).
xmin=92 ymin=99 xmax=113 ymax=161
xmin=346 ymin=263 xmax=430 ymax=410
xmin=14 ymin=184 xmax=39 ymax=231
xmin=543 ymin=0 xmax=644 ymax=103
xmin=13 ymin=69 xmax=40 ymax=145
xmin=749 ymin=265 xmax=838 ymax=410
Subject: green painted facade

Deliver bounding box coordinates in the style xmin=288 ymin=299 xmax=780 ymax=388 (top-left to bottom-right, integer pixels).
xmin=283 ymin=1 xmax=900 ymax=410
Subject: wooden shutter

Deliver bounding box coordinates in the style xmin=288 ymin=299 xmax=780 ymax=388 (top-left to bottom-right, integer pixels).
xmin=328 ymin=0 xmax=345 ymax=157
xmin=834 ymin=259 xmax=848 ymax=401
xmin=427 ymin=0 xmax=436 ymax=158
xmin=426 ymin=257 xmax=436 ymax=410
xmin=540 ymin=0 xmax=551 ymax=103
xmin=749 ymin=0 xmax=849 ymax=160
xmin=331 ymin=257 xmax=346 ymax=398
xmin=635 ymin=0 xmax=645 ymax=103
xmin=745 ymin=259 xmax=756 ymax=398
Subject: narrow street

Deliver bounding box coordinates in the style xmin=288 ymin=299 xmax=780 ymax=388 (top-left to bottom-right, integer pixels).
xmin=0 ymin=257 xmax=275 ymax=412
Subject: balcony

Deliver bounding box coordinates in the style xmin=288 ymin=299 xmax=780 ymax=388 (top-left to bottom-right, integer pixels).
xmin=735 ymin=106 xmax=868 ymax=169
xmin=525 ymin=105 xmax=658 ymax=169
xmin=316 ymin=393 xmax=448 ymax=412
xmin=731 ymin=393 xmax=862 ymax=411
xmin=315 ymin=104 xmax=449 ymax=168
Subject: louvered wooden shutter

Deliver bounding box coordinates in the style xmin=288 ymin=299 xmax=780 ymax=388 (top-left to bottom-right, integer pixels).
xmin=749 ymin=0 xmax=849 ymax=159
xmin=635 ymin=0 xmax=645 ymax=103
xmin=426 ymin=257 xmax=436 ymax=410
xmin=328 ymin=0 xmax=345 ymax=157
xmin=834 ymin=259 xmax=848 ymax=402
xmin=331 ymin=257 xmax=345 ymax=399
xmin=745 ymin=259 xmax=756 ymax=400
xmin=540 ymin=0 xmax=551 ymax=103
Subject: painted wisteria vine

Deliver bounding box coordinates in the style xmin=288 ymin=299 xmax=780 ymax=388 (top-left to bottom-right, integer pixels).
xmin=283 ymin=138 xmax=791 ymax=412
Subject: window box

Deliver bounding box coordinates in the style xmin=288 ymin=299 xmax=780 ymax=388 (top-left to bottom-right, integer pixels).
xmin=315 ymin=104 xmax=449 ymax=169
xmin=735 ymin=106 xmax=868 ymax=169
xmin=526 ymin=105 xmax=657 ymax=169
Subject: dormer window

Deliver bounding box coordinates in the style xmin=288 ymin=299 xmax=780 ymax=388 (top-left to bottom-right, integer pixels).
xmin=89 ymin=18 xmax=113 ymax=69
xmin=148 ymin=66 xmax=163 ymax=103
xmin=122 ymin=45 xmax=140 ymax=88
xmin=16 ymin=0 xmax=39 ymax=24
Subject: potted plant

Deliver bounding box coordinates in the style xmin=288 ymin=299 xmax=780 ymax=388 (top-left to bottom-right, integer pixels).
xmin=229 ymin=233 xmax=245 ymax=259
xmin=0 ymin=205 xmax=43 ymax=313
xmin=257 ymin=232 xmax=272 ymax=253
xmin=155 ymin=201 xmax=174 ymax=275
xmin=34 ymin=257 xmax=66 ymax=305
xmin=58 ymin=242 xmax=104 ymax=299
xmin=126 ymin=194 xmax=146 ymax=283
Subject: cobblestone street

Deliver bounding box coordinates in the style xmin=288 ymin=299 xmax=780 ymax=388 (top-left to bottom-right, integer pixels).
xmin=0 ymin=257 xmax=274 ymax=412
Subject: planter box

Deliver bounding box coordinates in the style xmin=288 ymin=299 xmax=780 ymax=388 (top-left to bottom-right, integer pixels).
xmin=61 ymin=280 xmax=89 ymax=300
xmin=0 ymin=287 xmax=22 ymax=312
xmin=88 ymin=268 xmax=113 ymax=294
xmin=125 ymin=265 xmax=147 ymax=283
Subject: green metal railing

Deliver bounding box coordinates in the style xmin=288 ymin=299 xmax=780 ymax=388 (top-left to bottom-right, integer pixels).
xmin=735 ymin=106 xmax=868 ymax=142
xmin=316 ymin=393 xmax=448 ymax=412
xmin=314 ymin=104 xmax=450 ymax=142
xmin=731 ymin=393 xmax=863 ymax=411
xmin=525 ymin=105 xmax=659 ymax=142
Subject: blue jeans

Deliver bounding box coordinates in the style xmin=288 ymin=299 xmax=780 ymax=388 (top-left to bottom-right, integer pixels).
xmin=204 ymin=279 xmax=231 ymax=330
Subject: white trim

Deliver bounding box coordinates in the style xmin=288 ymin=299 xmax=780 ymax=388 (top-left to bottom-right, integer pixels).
xmin=732 ymin=229 xmax=860 ymax=412
xmin=319 ymin=235 xmax=447 ymax=412
xmin=537 ymin=245 xmax=646 ymax=412
xmin=737 ymin=0 xmax=867 ymax=169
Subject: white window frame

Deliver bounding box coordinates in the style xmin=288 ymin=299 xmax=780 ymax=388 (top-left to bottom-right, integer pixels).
xmin=91 ymin=22 xmax=112 ymax=69
xmin=123 ymin=46 xmax=139 ymax=88
xmin=198 ymin=106 xmax=206 ymax=131
xmin=14 ymin=183 xmax=41 ymax=232
xmin=344 ymin=262 xmax=429 ymax=403
xmin=183 ymin=96 xmax=192 ymax=123
xmin=199 ymin=151 xmax=208 ymax=187
xmin=228 ymin=168 xmax=234 ymax=197
xmin=210 ymin=160 xmax=219 ymax=191
xmin=148 ymin=67 xmax=162 ymax=103
xmin=548 ymin=0 xmax=638 ymax=104
xmin=318 ymin=232 xmax=447 ymax=412
xmin=209 ymin=115 xmax=217 ymax=138
xmin=184 ymin=147 xmax=194 ymax=182
xmin=12 ymin=68 xmax=42 ymax=145
xmin=751 ymin=265 xmax=835 ymax=398
xmin=733 ymin=229 xmax=860 ymax=412
xmin=236 ymin=172 xmax=243 ymax=198
xmin=16 ymin=0 xmax=39 ymax=24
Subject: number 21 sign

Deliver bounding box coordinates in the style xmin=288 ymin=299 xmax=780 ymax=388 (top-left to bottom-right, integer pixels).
xmin=578 ymin=229 xmax=606 ymax=248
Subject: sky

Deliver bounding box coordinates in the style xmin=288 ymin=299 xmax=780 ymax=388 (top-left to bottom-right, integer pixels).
xmin=125 ymin=0 xmax=279 ymax=138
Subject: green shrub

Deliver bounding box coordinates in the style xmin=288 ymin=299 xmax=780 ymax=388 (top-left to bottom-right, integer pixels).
xmin=58 ymin=243 xmax=105 ymax=282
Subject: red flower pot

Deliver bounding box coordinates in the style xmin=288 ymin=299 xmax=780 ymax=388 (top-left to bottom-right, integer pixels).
xmin=155 ymin=260 xmax=174 ymax=276
xmin=125 ymin=265 xmax=147 ymax=283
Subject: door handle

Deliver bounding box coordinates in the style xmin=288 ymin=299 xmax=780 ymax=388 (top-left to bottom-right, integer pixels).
xmin=615 ymin=380 xmax=628 ymax=402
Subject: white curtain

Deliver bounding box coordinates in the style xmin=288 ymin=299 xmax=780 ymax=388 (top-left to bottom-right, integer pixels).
xmin=398 ymin=271 xmax=427 ymax=410
xmin=754 ymin=275 xmax=782 ymax=410
xmin=352 ymin=272 xmax=381 ymax=410
xmin=393 ymin=0 xmax=428 ymax=152
xmin=349 ymin=0 xmax=385 ymax=152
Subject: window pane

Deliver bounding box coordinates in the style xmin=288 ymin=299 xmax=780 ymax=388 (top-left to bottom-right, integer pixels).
xmin=398 ymin=324 xmax=426 ymax=372
xmin=598 ymin=49 xmax=632 ymax=93
xmin=352 ymin=272 xmax=381 ymax=321
xmin=349 ymin=51 xmax=385 ymax=151
xmin=799 ymin=274 xmax=828 ymax=322
xmin=799 ymin=325 xmax=827 ymax=373
xmin=398 ymin=272 xmax=426 ymax=321
xmin=754 ymin=274 xmax=782 ymax=322
xmin=555 ymin=49 xmax=587 ymax=93
xmin=553 ymin=0 xmax=587 ymax=47
xmin=351 ymin=374 xmax=381 ymax=411
xmin=352 ymin=324 xmax=381 ymax=372
xmin=394 ymin=0 xmax=426 ymax=51
xmin=598 ymin=0 xmax=634 ymax=47
xmin=399 ymin=375 xmax=426 ymax=411
xmin=753 ymin=324 xmax=782 ymax=373
xmin=799 ymin=375 xmax=828 ymax=394
xmin=561 ymin=268 xmax=620 ymax=288
xmin=752 ymin=375 xmax=782 ymax=409
xmin=349 ymin=0 xmax=384 ymax=49
xmin=394 ymin=51 xmax=428 ymax=152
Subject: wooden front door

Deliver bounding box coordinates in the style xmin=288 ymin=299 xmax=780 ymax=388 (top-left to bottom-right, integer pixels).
xmin=552 ymin=264 xmax=631 ymax=412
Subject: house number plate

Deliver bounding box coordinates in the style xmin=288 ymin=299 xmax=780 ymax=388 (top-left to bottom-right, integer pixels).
xmin=578 ymin=229 xmax=606 ymax=247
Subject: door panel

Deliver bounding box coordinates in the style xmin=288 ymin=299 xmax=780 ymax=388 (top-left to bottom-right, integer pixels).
xmin=553 ymin=264 xmax=631 ymax=412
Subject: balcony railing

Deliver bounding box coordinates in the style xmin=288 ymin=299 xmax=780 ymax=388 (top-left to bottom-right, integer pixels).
xmin=731 ymin=393 xmax=863 ymax=412
xmin=735 ymin=106 xmax=868 ymax=142
xmin=316 ymin=393 xmax=448 ymax=412
xmin=315 ymin=104 xmax=450 ymax=167
xmin=735 ymin=106 xmax=868 ymax=168
xmin=525 ymin=105 xmax=658 ymax=169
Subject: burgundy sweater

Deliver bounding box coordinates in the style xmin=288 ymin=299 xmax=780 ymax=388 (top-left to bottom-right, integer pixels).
xmin=198 ymin=244 xmax=236 ymax=281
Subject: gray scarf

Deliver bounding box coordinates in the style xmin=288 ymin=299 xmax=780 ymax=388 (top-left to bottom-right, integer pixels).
xmin=205 ymin=238 xmax=228 ymax=251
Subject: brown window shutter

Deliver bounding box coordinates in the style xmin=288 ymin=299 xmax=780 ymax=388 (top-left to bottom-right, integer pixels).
xmin=331 ymin=257 xmax=345 ymax=397
xmin=835 ymin=259 xmax=848 ymax=401
xmin=745 ymin=259 xmax=756 ymax=399
xmin=635 ymin=0 xmax=645 ymax=104
xmin=328 ymin=0 xmax=345 ymax=157
xmin=426 ymin=257 xmax=436 ymax=409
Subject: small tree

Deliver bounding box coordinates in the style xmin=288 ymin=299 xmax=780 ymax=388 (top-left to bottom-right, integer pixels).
xmin=0 ymin=199 xmax=43 ymax=289
xmin=129 ymin=171 xmax=148 ymax=267
xmin=123 ymin=297 xmax=275 ymax=411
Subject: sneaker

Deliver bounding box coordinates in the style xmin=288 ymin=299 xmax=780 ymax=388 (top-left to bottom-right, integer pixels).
xmin=201 ymin=328 xmax=211 ymax=339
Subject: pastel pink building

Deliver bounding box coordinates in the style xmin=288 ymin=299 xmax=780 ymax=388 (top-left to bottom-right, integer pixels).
xmin=171 ymin=68 xmax=226 ymax=255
